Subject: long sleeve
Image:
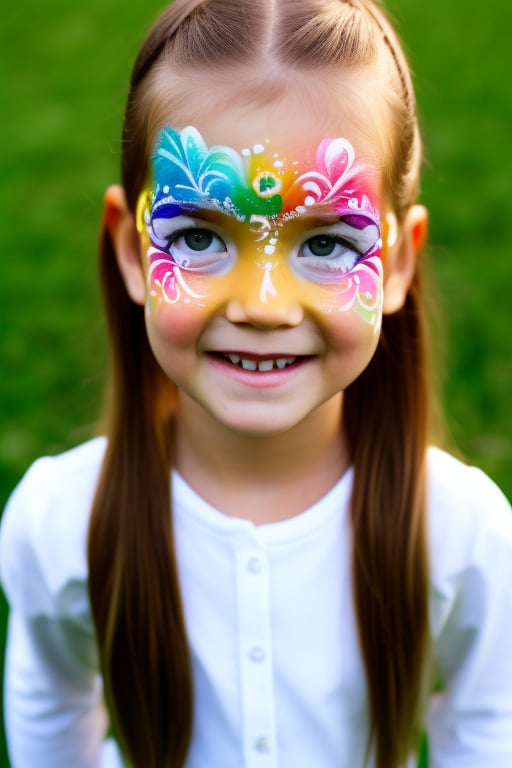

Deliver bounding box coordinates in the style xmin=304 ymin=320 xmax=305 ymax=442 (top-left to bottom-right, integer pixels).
xmin=427 ymin=452 xmax=512 ymax=768
xmin=0 ymin=439 xmax=122 ymax=768
xmin=4 ymin=612 xmax=122 ymax=768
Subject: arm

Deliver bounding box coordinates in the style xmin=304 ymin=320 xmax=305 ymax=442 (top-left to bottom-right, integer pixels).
xmin=1 ymin=449 xmax=123 ymax=768
xmin=428 ymin=474 xmax=512 ymax=768
xmin=4 ymin=612 xmax=122 ymax=768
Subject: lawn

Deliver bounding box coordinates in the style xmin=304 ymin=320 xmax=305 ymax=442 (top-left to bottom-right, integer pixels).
xmin=0 ymin=1 xmax=510 ymax=765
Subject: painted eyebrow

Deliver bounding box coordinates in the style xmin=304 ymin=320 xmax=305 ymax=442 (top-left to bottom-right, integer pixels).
xmin=149 ymin=200 xmax=380 ymax=239
xmin=151 ymin=202 xmax=230 ymax=221
xmin=151 ymin=203 xmax=354 ymax=226
xmin=292 ymin=212 xmax=345 ymax=226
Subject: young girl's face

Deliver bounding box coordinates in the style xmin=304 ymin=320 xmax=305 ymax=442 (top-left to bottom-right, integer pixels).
xmin=133 ymin=83 xmax=397 ymax=437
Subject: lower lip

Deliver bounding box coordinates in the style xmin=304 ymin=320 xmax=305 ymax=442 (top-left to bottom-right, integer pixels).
xmin=206 ymin=355 xmax=311 ymax=389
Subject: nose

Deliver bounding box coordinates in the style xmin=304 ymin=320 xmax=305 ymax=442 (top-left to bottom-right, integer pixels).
xmin=224 ymin=259 xmax=304 ymax=328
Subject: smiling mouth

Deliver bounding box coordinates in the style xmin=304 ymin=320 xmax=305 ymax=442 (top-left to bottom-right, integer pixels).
xmin=212 ymin=352 xmax=304 ymax=372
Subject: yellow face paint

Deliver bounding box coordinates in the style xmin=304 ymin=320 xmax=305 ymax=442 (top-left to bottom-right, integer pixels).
xmin=137 ymin=125 xmax=386 ymax=329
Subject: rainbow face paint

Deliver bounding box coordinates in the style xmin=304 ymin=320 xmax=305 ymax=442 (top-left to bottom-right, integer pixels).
xmin=137 ymin=125 xmax=384 ymax=328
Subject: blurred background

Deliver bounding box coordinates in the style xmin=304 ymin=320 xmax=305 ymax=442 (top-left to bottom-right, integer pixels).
xmin=0 ymin=0 xmax=511 ymax=764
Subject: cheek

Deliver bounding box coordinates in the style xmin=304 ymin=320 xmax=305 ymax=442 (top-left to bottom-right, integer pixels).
xmin=145 ymin=250 xmax=221 ymax=347
xmin=324 ymin=310 xmax=381 ymax=358
xmin=145 ymin=262 xmax=213 ymax=353
xmin=320 ymin=305 xmax=381 ymax=389
xmin=146 ymin=299 xmax=213 ymax=353
xmin=147 ymin=250 xmax=211 ymax=307
xmin=304 ymin=255 xmax=384 ymax=333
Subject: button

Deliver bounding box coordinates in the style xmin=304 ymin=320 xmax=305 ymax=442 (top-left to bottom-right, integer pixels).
xmin=249 ymin=646 xmax=266 ymax=663
xmin=247 ymin=556 xmax=263 ymax=573
xmin=254 ymin=736 xmax=270 ymax=753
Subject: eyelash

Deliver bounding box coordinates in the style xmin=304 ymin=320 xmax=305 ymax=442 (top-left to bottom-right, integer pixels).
xmin=157 ymin=225 xmax=232 ymax=274
xmin=168 ymin=227 xmax=226 ymax=253
xmin=294 ymin=233 xmax=365 ymax=280
xmin=300 ymin=234 xmax=363 ymax=258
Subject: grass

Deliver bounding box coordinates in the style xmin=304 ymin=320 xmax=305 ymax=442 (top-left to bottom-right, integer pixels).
xmin=0 ymin=1 xmax=510 ymax=765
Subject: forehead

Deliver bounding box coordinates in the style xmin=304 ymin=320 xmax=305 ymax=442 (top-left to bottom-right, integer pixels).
xmin=148 ymin=64 xmax=390 ymax=173
xmin=148 ymin=124 xmax=381 ymax=229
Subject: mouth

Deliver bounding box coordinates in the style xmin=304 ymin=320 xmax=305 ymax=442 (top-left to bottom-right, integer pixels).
xmin=210 ymin=352 xmax=306 ymax=372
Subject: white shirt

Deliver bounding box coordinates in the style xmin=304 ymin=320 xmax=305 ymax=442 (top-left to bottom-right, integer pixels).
xmin=1 ymin=437 xmax=512 ymax=768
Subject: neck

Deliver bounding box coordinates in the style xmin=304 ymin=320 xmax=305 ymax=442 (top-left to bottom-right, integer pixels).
xmin=174 ymin=392 xmax=348 ymax=524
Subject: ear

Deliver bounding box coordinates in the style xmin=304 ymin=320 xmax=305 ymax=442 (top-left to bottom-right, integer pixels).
xmin=382 ymin=204 xmax=428 ymax=314
xmin=104 ymin=184 xmax=146 ymax=306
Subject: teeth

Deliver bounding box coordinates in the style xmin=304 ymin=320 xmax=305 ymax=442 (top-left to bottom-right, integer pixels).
xmin=223 ymin=354 xmax=298 ymax=371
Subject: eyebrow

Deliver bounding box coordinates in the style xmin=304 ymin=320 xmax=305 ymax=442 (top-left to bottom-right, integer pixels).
xmin=285 ymin=208 xmax=346 ymax=226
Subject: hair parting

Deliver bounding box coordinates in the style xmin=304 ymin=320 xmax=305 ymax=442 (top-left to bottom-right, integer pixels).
xmin=88 ymin=2 xmax=432 ymax=766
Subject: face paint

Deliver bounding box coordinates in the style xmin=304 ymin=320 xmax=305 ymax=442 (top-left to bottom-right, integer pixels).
xmin=137 ymin=125 xmax=385 ymax=328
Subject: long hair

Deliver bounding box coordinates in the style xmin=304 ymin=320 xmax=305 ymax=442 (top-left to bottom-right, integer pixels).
xmin=88 ymin=2 xmax=431 ymax=766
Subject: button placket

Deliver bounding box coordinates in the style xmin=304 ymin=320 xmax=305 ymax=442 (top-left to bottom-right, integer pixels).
xmin=236 ymin=545 xmax=277 ymax=767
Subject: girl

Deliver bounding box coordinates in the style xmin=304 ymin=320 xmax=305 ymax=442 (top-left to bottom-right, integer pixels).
xmin=1 ymin=1 xmax=512 ymax=767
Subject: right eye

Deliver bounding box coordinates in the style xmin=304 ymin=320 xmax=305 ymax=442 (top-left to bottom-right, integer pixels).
xmin=167 ymin=227 xmax=230 ymax=273
xmin=173 ymin=229 xmax=225 ymax=254
xmin=148 ymin=213 xmax=234 ymax=275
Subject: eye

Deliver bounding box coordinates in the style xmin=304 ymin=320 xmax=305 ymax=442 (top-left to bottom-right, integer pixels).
xmin=173 ymin=229 xmax=225 ymax=254
xmin=164 ymin=225 xmax=232 ymax=274
xmin=148 ymin=214 xmax=234 ymax=274
xmin=295 ymin=233 xmax=362 ymax=279
xmin=301 ymin=235 xmax=351 ymax=259
xmin=291 ymin=218 xmax=381 ymax=284
xmin=169 ymin=228 xmax=229 ymax=271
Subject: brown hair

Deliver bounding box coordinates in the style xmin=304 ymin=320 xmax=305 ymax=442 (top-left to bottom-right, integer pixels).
xmin=88 ymin=2 xmax=431 ymax=766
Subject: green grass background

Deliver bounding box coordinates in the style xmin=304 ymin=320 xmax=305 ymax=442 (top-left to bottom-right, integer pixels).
xmin=0 ymin=1 xmax=510 ymax=765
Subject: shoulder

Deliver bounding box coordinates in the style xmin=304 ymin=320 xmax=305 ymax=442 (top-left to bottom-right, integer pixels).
xmin=426 ymin=447 xmax=512 ymax=625
xmin=0 ymin=437 xmax=107 ymax=618
xmin=426 ymin=446 xmax=511 ymax=543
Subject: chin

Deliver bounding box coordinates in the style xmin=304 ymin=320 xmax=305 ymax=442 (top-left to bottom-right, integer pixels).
xmin=210 ymin=408 xmax=305 ymax=438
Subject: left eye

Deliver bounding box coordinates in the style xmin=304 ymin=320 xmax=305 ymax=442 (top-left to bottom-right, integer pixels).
xmin=296 ymin=234 xmax=361 ymax=277
xmin=300 ymin=235 xmax=351 ymax=258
